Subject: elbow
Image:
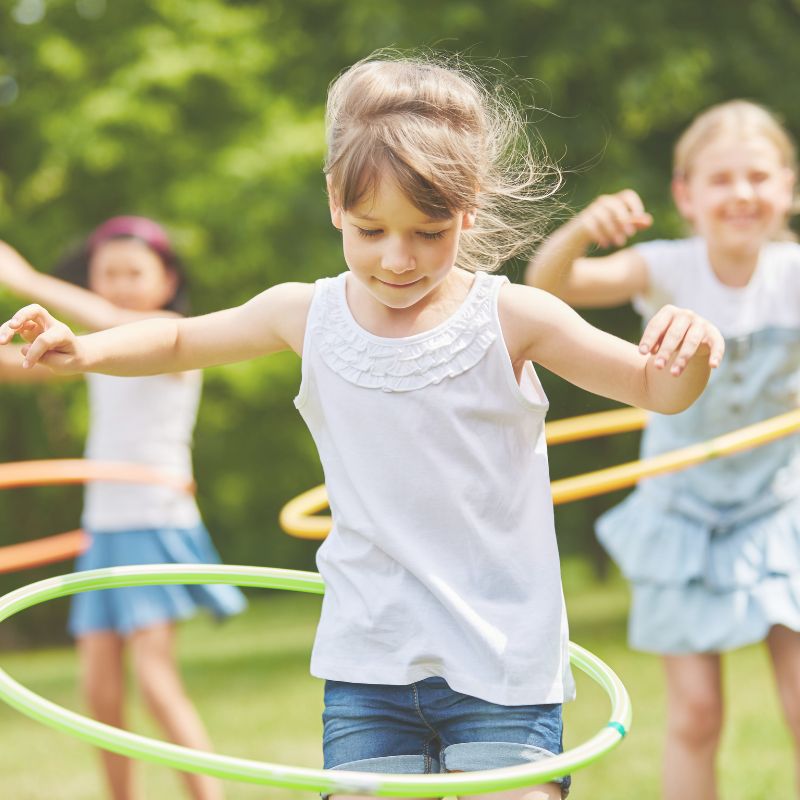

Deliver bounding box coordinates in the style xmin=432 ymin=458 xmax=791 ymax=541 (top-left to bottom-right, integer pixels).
xmin=526 ymin=267 xmax=570 ymax=301
xmin=169 ymin=319 xmax=184 ymax=362
xmin=641 ymin=364 xmax=711 ymax=415
xmin=651 ymin=396 xmax=695 ymax=415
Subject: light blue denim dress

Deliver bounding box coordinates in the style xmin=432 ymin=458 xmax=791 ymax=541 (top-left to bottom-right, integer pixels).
xmin=598 ymin=326 xmax=800 ymax=653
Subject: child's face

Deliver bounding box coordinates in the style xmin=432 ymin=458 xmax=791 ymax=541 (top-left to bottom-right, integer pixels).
xmin=673 ymin=134 xmax=795 ymax=253
xmin=88 ymin=239 xmax=177 ymax=311
xmin=329 ymin=173 xmax=475 ymax=312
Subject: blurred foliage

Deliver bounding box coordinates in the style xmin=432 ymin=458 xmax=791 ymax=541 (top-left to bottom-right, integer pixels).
xmin=1 ymin=0 xmax=800 ymax=640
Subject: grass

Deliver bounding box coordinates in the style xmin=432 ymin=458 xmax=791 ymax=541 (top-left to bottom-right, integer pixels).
xmin=0 ymin=561 xmax=793 ymax=799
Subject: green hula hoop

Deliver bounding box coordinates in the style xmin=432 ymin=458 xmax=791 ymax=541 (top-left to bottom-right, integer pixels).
xmin=0 ymin=565 xmax=632 ymax=797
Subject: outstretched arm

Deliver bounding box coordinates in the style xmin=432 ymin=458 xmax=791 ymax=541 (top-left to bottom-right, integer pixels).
xmin=0 ymin=241 xmax=177 ymax=330
xmin=0 ymin=343 xmax=58 ymax=383
xmin=0 ymin=282 xmax=314 ymax=377
xmin=501 ymin=284 xmax=723 ymax=415
xmin=524 ymin=190 xmax=653 ymax=307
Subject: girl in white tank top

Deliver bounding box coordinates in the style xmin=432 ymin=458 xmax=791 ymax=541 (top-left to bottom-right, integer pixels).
xmin=1 ymin=55 xmax=723 ymax=800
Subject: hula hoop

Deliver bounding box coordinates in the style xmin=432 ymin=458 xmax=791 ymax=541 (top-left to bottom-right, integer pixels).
xmin=0 ymin=460 xmax=196 ymax=573
xmin=0 ymin=530 xmax=88 ymax=574
xmin=0 ymin=459 xmax=196 ymax=492
xmin=543 ymin=406 xmax=646 ymax=445
xmin=0 ymin=564 xmax=631 ymax=796
xmin=280 ymin=407 xmax=800 ymax=540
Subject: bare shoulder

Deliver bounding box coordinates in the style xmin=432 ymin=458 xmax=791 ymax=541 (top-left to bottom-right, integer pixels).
xmin=498 ymin=281 xmax=566 ymax=327
xmin=497 ymin=282 xmax=569 ymax=362
xmin=245 ymin=281 xmax=316 ymax=355
xmin=261 ymin=280 xmax=316 ymax=311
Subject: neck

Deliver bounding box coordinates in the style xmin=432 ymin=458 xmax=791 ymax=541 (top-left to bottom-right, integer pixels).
xmin=705 ymin=240 xmax=762 ymax=288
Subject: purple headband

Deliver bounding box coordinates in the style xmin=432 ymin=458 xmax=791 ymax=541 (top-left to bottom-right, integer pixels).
xmin=87 ymin=216 xmax=174 ymax=259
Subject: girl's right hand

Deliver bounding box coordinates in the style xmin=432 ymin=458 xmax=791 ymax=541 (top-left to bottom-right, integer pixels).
xmin=0 ymin=304 xmax=84 ymax=373
xmin=574 ymin=189 xmax=653 ymax=249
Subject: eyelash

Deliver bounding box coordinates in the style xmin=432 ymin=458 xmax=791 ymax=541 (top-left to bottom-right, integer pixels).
xmin=356 ymin=228 xmax=446 ymax=241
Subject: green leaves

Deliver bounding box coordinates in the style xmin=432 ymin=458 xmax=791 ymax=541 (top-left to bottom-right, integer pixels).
xmin=2 ymin=1 xmax=800 ymax=625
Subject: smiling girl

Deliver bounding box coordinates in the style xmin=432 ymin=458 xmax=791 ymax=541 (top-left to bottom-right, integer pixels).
xmin=0 ymin=217 xmax=245 ymax=800
xmin=526 ymin=99 xmax=800 ymax=799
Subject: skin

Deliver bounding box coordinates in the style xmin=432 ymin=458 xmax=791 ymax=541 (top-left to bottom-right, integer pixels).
xmin=525 ymin=132 xmax=799 ymax=800
xmin=0 ymin=174 xmax=723 ymax=800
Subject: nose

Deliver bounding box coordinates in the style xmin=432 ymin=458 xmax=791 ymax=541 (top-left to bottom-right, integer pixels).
xmin=732 ymin=177 xmax=755 ymax=200
xmin=381 ymin=237 xmax=416 ymax=274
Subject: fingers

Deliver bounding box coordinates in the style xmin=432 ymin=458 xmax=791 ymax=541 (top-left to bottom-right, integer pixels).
xmin=0 ymin=304 xmax=75 ymax=370
xmin=0 ymin=304 xmax=54 ymax=344
xmin=704 ymin=328 xmax=725 ymax=369
xmin=580 ymin=189 xmax=653 ymax=249
xmin=640 ymin=305 xmax=724 ymax=376
xmin=21 ymin=322 xmax=74 ymax=368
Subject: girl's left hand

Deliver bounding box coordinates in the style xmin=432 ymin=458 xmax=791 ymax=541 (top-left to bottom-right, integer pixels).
xmin=0 ymin=304 xmax=84 ymax=373
xmin=639 ymin=305 xmax=724 ymax=376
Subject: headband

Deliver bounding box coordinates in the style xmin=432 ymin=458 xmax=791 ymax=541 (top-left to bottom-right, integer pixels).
xmin=87 ymin=216 xmax=174 ymax=259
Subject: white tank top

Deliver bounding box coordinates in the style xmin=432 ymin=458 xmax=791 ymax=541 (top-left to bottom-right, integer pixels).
xmin=82 ymin=372 xmax=202 ymax=532
xmin=295 ymin=271 xmax=574 ymax=706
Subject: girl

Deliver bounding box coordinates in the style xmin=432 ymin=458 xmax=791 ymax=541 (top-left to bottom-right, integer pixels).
xmin=525 ymin=100 xmax=800 ymax=799
xmin=0 ymin=55 xmax=722 ymax=800
xmin=0 ymin=216 xmax=246 ymax=800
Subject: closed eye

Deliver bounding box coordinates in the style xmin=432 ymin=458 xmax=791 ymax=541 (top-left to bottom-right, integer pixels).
xmin=357 ymin=228 xmax=382 ymax=238
xmin=419 ymin=230 xmax=446 ymax=240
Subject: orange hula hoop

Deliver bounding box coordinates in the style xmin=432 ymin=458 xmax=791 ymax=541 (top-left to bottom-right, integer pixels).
xmin=0 ymin=460 xmax=195 ymax=574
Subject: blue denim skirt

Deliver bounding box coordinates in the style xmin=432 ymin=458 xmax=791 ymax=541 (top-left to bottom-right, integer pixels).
xmin=68 ymin=524 xmax=247 ymax=637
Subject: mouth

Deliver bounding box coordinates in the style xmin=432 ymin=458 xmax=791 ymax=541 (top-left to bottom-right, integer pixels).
xmin=377 ymin=277 xmax=423 ymax=288
xmin=722 ymin=211 xmax=761 ymax=225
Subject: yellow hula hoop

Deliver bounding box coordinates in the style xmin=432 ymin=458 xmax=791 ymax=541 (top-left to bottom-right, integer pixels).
xmin=279 ymin=406 xmax=649 ymax=540
xmin=280 ymin=407 xmax=800 ymax=540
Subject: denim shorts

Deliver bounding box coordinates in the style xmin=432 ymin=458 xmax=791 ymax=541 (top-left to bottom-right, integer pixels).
xmin=322 ymin=677 xmax=570 ymax=797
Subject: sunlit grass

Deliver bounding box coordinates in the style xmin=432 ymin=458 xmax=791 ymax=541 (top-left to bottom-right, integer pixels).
xmin=0 ymin=563 xmax=792 ymax=799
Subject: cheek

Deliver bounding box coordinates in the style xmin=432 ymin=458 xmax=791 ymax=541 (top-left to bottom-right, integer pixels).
xmin=441 ymin=236 xmax=462 ymax=265
xmin=342 ymin=233 xmax=375 ymax=265
xmin=769 ymin=184 xmax=795 ymax=214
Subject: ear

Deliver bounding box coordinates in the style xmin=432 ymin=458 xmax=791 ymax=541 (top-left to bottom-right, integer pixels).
xmin=461 ymin=208 xmax=477 ymax=231
xmin=671 ymin=175 xmax=694 ymax=222
xmin=326 ymin=175 xmax=343 ymax=230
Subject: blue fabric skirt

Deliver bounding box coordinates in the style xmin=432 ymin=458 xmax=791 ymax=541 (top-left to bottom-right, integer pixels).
xmin=597 ymin=486 xmax=800 ymax=654
xmin=68 ymin=524 xmax=247 ymax=637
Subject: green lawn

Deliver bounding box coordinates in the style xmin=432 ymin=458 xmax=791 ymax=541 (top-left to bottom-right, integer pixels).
xmin=0 ymin=562 xmax=792 ymax=799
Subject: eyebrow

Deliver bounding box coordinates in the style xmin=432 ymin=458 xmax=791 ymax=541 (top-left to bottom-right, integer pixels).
xmin=353 ymin=213 xmax=444 ymax=224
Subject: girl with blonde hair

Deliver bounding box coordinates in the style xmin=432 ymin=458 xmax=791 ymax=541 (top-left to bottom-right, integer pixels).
xmin=527 ymin=99 xmax=800 ymax=799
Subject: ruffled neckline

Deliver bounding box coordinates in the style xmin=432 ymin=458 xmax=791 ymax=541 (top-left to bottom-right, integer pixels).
xmin=313 ymin=271 xmax=500 ymax=392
